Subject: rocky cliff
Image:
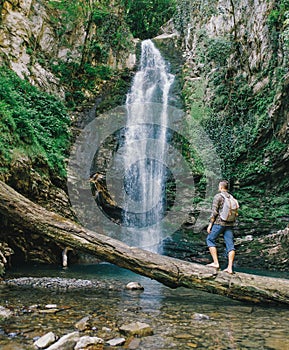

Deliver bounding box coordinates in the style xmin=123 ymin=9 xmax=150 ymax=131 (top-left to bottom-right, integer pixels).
xmin=1 ymin=0 xmax=66 ymax=97
xmin=173 ymin=0 xmax=289 ymax=233
xmin=0 ymin=0 xmax=136 ymax=97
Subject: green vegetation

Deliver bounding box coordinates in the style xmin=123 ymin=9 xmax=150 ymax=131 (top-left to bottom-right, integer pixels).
xmin=121 ymin=0 xmax=176 ymax=39
xmin=268 ymin=0 xmax=289 ymax=29
xmin=0 ymin=67 xmax=70 ymax=177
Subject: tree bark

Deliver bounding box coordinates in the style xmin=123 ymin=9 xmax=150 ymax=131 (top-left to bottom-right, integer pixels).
xmin=0 ymin=180 xmax=289 ymax=305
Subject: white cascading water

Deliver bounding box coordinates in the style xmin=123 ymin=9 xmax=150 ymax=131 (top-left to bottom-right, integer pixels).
xmin=122 ymin=39 xmax=174 ymax=252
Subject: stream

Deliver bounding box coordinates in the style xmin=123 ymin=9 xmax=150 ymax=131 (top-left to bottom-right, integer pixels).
xmin=1 ymin=263 xmax=289 ymax=349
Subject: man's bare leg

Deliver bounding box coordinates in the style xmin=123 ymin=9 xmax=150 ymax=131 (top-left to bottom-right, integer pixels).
xmin=224 ymin=250 xmax=235 ymax=274
xmin=207 ymin=246 xmax=219 ymax=268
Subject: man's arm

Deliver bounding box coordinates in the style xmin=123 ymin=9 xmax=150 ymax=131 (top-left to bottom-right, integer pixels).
xmin=207 ymin=194 xmax=221 ymax=233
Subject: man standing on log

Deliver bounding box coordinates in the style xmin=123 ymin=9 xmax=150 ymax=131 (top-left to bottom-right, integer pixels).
xmin=206 ymin=180 xmax=239 ymax=274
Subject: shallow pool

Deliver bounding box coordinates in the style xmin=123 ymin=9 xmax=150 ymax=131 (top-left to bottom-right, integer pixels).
xmin=1 ymin=263 xmax=289 ymax=349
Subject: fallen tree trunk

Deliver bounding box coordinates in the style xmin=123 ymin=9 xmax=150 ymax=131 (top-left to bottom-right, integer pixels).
xmin=0 ymin=180 xmax=289 ymax=305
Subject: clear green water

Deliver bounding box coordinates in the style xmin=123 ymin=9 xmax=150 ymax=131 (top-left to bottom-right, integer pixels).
xmin=1 ymin=263 xmax=289 ymax=349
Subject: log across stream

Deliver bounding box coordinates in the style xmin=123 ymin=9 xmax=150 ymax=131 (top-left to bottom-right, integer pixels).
xmin=0 ymin=180 xmax=289 ymax=306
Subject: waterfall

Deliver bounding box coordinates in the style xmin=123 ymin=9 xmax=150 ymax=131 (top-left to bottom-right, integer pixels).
xmin=122 ymin=39 xmax=174 ymax=252
xmin=67 ymin=41 xmax=223 ymax=255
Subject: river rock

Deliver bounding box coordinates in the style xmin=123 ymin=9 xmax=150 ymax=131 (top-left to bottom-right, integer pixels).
xmin=38 ymin=308 xmax=59 ymax=314
xmin=0 ymin=306 xmax=13 ymax=319
xmin=106 ymin=337 xmax=126 ymax=346
xmin=192 ymin=313 xmax=210 ymax=320
xmin=124 ymin=337 xmax=141 ymax=349
xmin=101 ymin=326 xmax=111 ymax=332
xmin=119 ymin=322 xmax=153 ymax=337
xmin=75 ymin=336 xmax=104 ymax=349
xmin=34 ymin=331 xmax=58 ymax=349
xmin=125 ymin=282 xmax=144 ymax=291
xmin=265 ymin=337 xmax=289 ymax=350
xmin=75 ymin=316 xmax=91 ymax=331
xmin=46 ymin=331 xmax=80 ymax=350
xmin=174 ymin=333 xmax=193 ymax=340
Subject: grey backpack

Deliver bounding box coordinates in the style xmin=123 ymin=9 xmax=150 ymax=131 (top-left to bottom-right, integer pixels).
xmin=220 ymin=193 xmax=239 ymax=222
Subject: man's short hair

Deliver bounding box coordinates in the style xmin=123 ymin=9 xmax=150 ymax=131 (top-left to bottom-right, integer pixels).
xmin=219 ymin=180 xmax=229 ymax=190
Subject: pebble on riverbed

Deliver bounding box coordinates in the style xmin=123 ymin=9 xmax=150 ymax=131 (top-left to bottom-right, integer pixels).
xmin=75 ymin=315 xmax=92 ymax=331
xmin=0 ymin=306 xmax=13 ymax=319
xmin=106 ymin=337 xmax=126 ymax=346
xmin=192 ymin=313 xmax=210 ymax=321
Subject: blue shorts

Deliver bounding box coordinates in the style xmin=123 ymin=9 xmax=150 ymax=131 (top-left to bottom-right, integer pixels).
xmin=206 ymin=224 xmax=235 ymax=253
